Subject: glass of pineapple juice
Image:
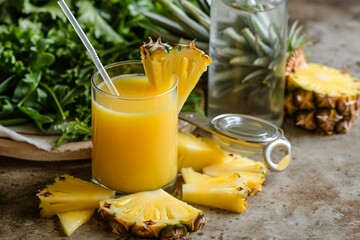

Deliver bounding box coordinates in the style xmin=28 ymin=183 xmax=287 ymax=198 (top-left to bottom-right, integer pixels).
xmin=91 ymin=60 xmax=178 ymax=194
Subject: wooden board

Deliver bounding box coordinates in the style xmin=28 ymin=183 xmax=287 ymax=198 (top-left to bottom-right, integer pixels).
xmin=0 ymin=138 xmax=92 ymax=161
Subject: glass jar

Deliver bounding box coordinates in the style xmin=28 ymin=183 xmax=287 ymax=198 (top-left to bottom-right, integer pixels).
xmin=207 ymin=0 xmax=288 ymax=127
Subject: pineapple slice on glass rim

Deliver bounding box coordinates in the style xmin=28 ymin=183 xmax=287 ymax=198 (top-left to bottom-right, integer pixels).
xmin=140 ymin=37 xmax=212 ymax=112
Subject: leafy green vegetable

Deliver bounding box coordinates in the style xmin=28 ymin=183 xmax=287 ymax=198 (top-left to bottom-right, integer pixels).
xmin=0 ymin=0 xmax=156 ymax=146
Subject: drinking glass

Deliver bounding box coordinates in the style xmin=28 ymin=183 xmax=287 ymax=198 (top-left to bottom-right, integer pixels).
xmin=91 ymin=61 xmax=178 ymax=194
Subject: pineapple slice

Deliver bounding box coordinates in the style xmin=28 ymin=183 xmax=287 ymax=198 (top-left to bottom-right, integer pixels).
xmin=286 ymin=23 xmax=360 ymax=134
xmin=99 ymin=188 xmax=206 ymax=239
xmin=178 ymin=131 xmax=229 ymax=172
xmin=140 ymin=37 xmax=212 ymax=111
xmin=203 ymin=155 xmax=267 ymax=194
xmin=181 ymin=168 xmax=249 ymax=213
xmin=57 ymin=209 xmax=95 ymax=236
xmin=37 ymin=174 xmax=115 ymax=218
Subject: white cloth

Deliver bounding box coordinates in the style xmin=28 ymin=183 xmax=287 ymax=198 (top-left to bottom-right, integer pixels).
xmin=0 ymin=125 xmax=58 ymax=151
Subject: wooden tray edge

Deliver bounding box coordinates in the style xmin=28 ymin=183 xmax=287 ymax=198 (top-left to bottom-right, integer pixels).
xmin=0 ymin=138 xmax=92 ymax=161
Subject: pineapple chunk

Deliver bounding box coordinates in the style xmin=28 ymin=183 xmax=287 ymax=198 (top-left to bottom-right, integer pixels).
xmin=178 ymin=132 xmax=228 ymax=172
xmin=37 ymin=174 xmax=115 ymax=218
xmin=140 ymin=38 xmax=212 ymax=111
xmin=99 ymin=188 xmax=205 ymax=239
xmin=57 ymin=209 xmax=95 ymax=236
xmin=203 ymin=155 xmax=267 ymax=194
xmin=181 ymin=168 xmax=250 ymax=213
xmin=181 ymin=167 xmax=212 ymax=183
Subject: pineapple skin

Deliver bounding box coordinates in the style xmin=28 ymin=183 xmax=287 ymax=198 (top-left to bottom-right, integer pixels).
xmin=285 ymin=62 xmax=360 ymax=135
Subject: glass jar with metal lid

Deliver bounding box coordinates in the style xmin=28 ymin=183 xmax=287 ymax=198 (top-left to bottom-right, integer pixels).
xmin=179 ymin=112 xmax=291 ymax=172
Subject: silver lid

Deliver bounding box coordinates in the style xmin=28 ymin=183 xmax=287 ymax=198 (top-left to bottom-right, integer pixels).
xmin=211 ymin=114 xmax=280 ymax=143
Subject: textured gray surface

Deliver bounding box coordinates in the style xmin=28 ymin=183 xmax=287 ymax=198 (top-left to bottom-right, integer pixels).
xmin=1 ymin=0 xmax=360 ymax=239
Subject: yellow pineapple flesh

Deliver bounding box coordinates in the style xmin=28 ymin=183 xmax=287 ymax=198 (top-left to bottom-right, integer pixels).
xmin=181 ymin=168 xmax=249 ymax=213
xmin=140 ymin=37 xmax=212 ymax=111
xmin=178 ymin=131 xmax=229 ymax=172
xmin=202 ymin=154 xmax=267 ymax=194
xmin=57 ymin=209 xmax=95 ymax=236
xmin=99 ymin=188 xmax=206 ymax=239
xmin=37 ymin=174 xmax=115 ymax=218
xmin=181 ymin=167 xmax=212 ymax=184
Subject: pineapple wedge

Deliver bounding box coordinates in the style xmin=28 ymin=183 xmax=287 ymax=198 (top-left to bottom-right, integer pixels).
xmin=37 ymin=174 xmax=115 ymax=218
xmin=203 ymin=155 xmax=267 ymax=194
xmin=178 ymin=131 xmax=229 ymax=172
xmin=140 ymin=37 xmax=212 ymax=111
xmin=57 ymin=209 xmax=95 ymax=236
xmin=99 ymin=188 xmax=206 ymax=239
xmin=181 ymin=168 xmax=250 ymax=213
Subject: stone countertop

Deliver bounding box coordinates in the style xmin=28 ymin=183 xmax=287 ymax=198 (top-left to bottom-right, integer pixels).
xmin=1 ymin=0 xmax=360 ymax=239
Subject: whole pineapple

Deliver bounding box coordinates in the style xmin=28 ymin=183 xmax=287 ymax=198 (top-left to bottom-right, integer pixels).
xmin=285 ymin=22 xmax=360 ymax=134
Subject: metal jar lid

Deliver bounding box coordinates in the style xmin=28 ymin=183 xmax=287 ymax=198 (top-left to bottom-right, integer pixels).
xmin=179 ymin=112 xmax=291 ymax=172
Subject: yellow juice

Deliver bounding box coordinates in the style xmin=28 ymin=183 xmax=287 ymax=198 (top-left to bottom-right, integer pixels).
xmin=92 ymin=74 xmax=178 ymax=193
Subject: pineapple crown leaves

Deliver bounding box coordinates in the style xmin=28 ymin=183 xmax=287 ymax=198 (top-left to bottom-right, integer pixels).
xmin=287 ymin=20 xmax=312 ymax=57
xmin=138 ymin=0 xmax=210 ymax=51
xmin=156 ymin=0 xmax=209 ymax=42
xmin=286 ymin=21 xmax=313 ymax=75
xmin=179 ymin=0 xmax=211 ymax=31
